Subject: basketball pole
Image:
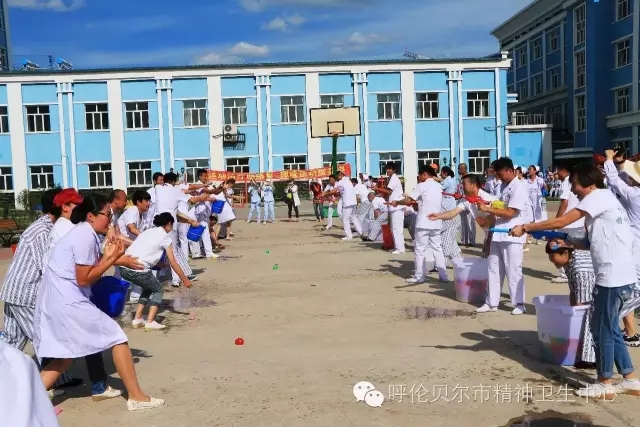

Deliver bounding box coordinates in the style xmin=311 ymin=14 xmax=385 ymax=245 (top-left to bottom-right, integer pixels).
xmin=331 ymin=132 xmax=338 ymax=175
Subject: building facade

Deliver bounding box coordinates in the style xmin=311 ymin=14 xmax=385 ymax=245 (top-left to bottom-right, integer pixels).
xmin=0 ymin=55 xmax=531 ymax=206
xmin=493 ymin=0 xmax=640 ymax=161
xmin=0 ymin=0 xmax=10 ymax=71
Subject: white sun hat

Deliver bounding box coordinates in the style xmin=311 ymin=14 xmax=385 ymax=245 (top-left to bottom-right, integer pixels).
xmin=622 ymin=159 xmax=640 ymax=185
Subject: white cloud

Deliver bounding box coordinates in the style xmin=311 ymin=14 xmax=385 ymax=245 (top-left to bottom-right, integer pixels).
xmin=262 ymin=13 xmax=307 ymax=31
xmin=8 ymin=0 xmax=84 ymax=11
xmin=239 ymin=0 xmax=371 ymax=12
xmin=228 ymin=42 xmax=270 ymax=56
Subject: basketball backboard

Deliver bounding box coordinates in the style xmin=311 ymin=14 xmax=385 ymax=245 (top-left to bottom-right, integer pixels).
xmin=309 ymin=106 xmax=361 ymax=138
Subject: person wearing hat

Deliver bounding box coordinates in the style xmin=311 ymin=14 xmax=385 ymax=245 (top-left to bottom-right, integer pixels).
xmin=43 ymin=188 xmax=85 ymax=267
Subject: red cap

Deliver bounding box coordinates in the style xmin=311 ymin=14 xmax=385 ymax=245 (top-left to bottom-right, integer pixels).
xmin=53 ymin=188 xmax=83 ymax=207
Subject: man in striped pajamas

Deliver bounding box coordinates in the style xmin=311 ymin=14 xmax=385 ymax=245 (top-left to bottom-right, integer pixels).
xmin=0 ymin=188 xmax=81 ymax=389
xmin=457 ymin=163 xmax=477 ymax=247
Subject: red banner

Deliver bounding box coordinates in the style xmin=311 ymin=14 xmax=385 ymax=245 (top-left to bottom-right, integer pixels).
xmin=206 ymin=163 xmax=351 ymax=182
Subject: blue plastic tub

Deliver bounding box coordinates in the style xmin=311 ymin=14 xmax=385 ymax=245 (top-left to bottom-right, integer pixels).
xmin=90 ymin=276 xmax=131 ymax=318
xmin=187 ymin=225 xmax=206 ymax=242
xmin=211 ymin=200 xmax=225 ymax=214
xmin=151 ymin=251 xmax=168 ymax=271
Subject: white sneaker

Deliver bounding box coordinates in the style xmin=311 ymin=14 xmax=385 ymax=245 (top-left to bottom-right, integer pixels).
xmin=207 ymin=254 xmax=220 ymax=259
xmin=127 ymin=397 xmax=165 ymax=412
xmin=92 ymin=386 xmax=123 ymax=402
xmin=511 ymin=305 xmax=526 ymax=315
xmin=48 ymin=389 xmax=64 ymax=399
xmin=405 ymin=277 xmax=424 ymax=284
xmin=171 ymin=282 xmax=180 ymax=288
xmin=132 ymin=318 xmax=145 ymax=329
xmin=574 ymin=382 xmax=618 ymax=400
xmin=391 ymin=250 xmax=404 ymax=255
xmin=341 ymin=236 xmax=353 ymax=241
xmin=145 ymin=321 xmax=166 ymax=331
xmin=551 ymin=276 xmax=569 ymax=283
xmin=614 ymin=379 xmax=640 ymax=396
xmin=476 ymin=304 xmax=498 ymax=313
xmin=129 ymin=297 xmax=140 ymax=304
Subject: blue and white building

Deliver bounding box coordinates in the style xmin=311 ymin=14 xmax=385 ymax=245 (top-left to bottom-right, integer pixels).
xmin=0 ymin=0 xmax=10 ymax=71
xmin=0 ymin=54 xmax=549 ymax=207
xmin=493 ymin=0 xmax=640 ymax=161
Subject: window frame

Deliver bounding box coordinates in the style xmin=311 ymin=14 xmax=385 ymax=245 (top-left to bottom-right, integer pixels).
xmin=531 ymin=38 xmax=542 ymax=61
xmin=280 ymin=96 xmax=305 ymax=124
xmin=225 ymin=157 xmax=251 ymax=173
xmin=84 ymin=103 xmax=109 ymax=131
xmin=320 ymin=95 xmax=344 ymax=109
xmin=417 ymin=151 xmax=440 ymax=169
xmin=575 ymin=95 xmax=586 ymax=132
xmin=614 ymin=86 xmax=631 ymax=114
xmin=183 ymin=99 xmax=208 ymax=127
xmin=616 ymin=0 xmax=631 ymax=21
xmin=25 ymin=105 xmax=52 ymax=133
xmin=532 ymin=74 xmax=543 ymax=96
xmin=547 ymin=27 xmax=559 ymax=53
xmin=376 ymin=93 xmax=401 ymax=120
xmin=615 ymin=38 xmax=631 ymax=68
xmin=466 ymin=91 xmax=490 ymax=117
xmin=184 ymin=159 xmax=210 ymax=183
xmin=88 ymin=163 xmax=113 ymax=188
xmin=322 ymin=153 xmax=347 ymax=167
xmin=282 ymin=155 xmax=307 ymax=171
xmin=222 ymin=98 xmax=248 ymax=125
xmin=415 ymin=92 xmax=440 ymax=119
xmin=29 ymin=165 xmax=55 ymax=189
xmin=467 ymin=150 xmax=491 ymax=174
xmin=575 ymin=50 xmax=586 ymax=89
xmin=124 ymin=101 xmax=150 ymax=130
xmin=378 ymin=152 xmax=403 ymax=176
xmin=0 ymin=166 xmax=13 ymax=192
xmin=574 ymin=4 xmax=586 ymax=45
xmin=128 ymin=161 xmax=152 ymax=187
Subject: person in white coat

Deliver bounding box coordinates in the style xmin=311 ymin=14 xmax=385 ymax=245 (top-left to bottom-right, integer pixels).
xmin=390 ymin=166 xmax=447 ymax=282
xmin=374 ymin=162 xmax=405 ymax=254
xmin=524 ymin=165 xmax=547 ymax=244
xmin=476 ymin=157 xmax=529 ymax=315
xmin=323 ymin=172 xmax=361 ymax=240
xmin=285 ymin=179 xmax=301 ymax=221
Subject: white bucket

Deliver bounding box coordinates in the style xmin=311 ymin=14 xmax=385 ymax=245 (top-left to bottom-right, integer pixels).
xmin=532 ymin=294 xmax=590 ymax=366
xmin=453 ymin=258 xmax=488 ymax=304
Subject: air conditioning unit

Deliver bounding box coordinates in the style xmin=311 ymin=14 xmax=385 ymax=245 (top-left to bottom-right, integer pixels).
xmin=223 ymin=124 xmax=237 ymax=135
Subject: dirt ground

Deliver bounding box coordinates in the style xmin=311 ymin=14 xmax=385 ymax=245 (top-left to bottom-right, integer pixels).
xmin=2 ymin=202 xmax=640 ymax=426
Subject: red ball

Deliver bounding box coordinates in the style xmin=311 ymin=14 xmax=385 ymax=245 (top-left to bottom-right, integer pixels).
xmin=235 ymin=337 xmax=244 ymax=346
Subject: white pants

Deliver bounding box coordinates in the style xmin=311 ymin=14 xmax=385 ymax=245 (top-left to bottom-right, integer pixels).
xmin=189 ymin=213 xmax=214 ymax=258
xmin=487 ymin=241 xmax=525 ymax=307
xmin=414 ymin=228 xmax=447 ymax=280
xmin=327 ymin=205 xmax=335 ymax=227
xmin=341 ymin=205 xmax=362 ymax=238
xmin=389 ymin=209 xmax=405 ymax=253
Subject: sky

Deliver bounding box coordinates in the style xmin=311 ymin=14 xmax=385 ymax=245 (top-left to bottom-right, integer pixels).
xmin=7 ymin=0 xmax=534 ymax=69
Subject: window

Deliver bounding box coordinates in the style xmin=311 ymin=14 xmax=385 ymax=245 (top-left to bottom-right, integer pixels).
xmin=29 ymin=165 xmax=54 ymax=189
xmin=26 ymin=105 xmax=51 ymax=133
xmin=467 ymin=150 xmax=491 ymax=173
xmin=379 ymin=152 xmax=402 ymax=176
xmin=547 ymin=105 xmax=563 ymax=128
xmin=617 ymin=0 xmax=631 ymax=20
xmin=226 ymin=157 xmax=250 ymax=173
xmin=322 ymin=154 xmax=347 ymax=167
xmin=222 ymin=98 xmax=247 ymax=125
xmin=320 ymin=95 xmax=344 ymax=108
xmin=125 ymin=102 xmax=150 ymax=129
xmin=517 ymin=47 xmax=527 ymax=67
xmin=575 ymin=51 xmax=585 ymax=89
xmin=88 ymin=163 xmax=112 ymax=188
xmin=517 ymin=81 xmax=528 ymax=101
xmin=531 ymin=38 xmax=542 ymax=60
xmin=280 ymin=96 xmax=304 ymax=123
xmin=184 ymin=159 xmax=210 ymax=183
xmin=467 ymin=92 xmax=490 ymax=117
xmin=548 ymin=68 xmax=560 ymax=89
xmin=575 ymin=95 xmax=586 ymax=132
xmin=416 ymin=93 xmax=439 ymax=119
xmin=532 ymin=74 xmax=543 ymax=96
xmin=417 ymin=151 xmax=440 ymax=169
xmin=547 ymin=27 xmax=559 ymax=52
xmin=574 ymin=4 xmax=586 ymax=45
xmin=0 ymin=167 xmax=13 ymax=191
xmin=85 ymin=103 xmax=109 ymax=130
xmin=183 ymin=100 xmax=207 ymax=127
xmin=376 ymin=94 xmax=401 ymax=120
xmin=616 ymin=38 xmax=631 ymax=68
xmin=0 ymin=106 xmax=8 ymax=133
xmin=0 ymin=47 xmax=7 ymax=70
xmin=283 ymin=156 xmax=306 ymax=170
xmin=128 ymin=161 xmax=152 ymax=186
xmin=615 ymin=87 xmax=630 ymax=114
xmin=613 ymin=139 xmax=631 ymax=157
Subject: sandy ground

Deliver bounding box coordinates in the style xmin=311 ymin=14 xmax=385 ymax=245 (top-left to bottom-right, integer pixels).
xmin=2 ymin=202 xmax=640 ymax=426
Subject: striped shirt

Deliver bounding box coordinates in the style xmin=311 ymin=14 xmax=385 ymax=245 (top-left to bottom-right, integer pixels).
xmin=0 ymin=215 xmax=53 ymax=308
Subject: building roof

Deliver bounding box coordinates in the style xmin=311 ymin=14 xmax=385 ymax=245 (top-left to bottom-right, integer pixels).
xmin=0 ymin=56 xmax=508 ymax=77
xmin=491 ymin=0 xmax=565 ymax=43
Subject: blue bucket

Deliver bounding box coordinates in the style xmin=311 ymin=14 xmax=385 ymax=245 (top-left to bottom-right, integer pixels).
xmin=90 ymin=276 xmax=131 ymax=318
xmin=211 ymin=199 xmax=225 ymax=214
xmin=151 ymin=251 xmax=168 ymax=271
xmin=187 ymin=225 xmax=206 ymax=242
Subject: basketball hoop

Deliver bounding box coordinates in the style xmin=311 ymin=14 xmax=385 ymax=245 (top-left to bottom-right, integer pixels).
xmin=331 ymin=132 xmax=340 ymax=138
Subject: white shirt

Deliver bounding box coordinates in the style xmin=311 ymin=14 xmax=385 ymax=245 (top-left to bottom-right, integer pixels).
xmin=44 ymin=216 xmax=75 ymax=266
xmin=372 ymin=196 xmax=386 ymax=212
xmin=354 ymin=183 xmax=369 ymax=201
xmin=336 ymin=177 xmax=357 ymax=206
xmin=154 ymin=185 xmax=190 ymax=222
xmin=576 ymin=189 xmax=637 ymax=287
xmin=410 ymin=179 xmax=442 ymax=230
xmin=387 ymin=174 xmax=403 ymax=211
xmin=324 ymin=184 xmax=335 ymax=206
xmin=604 ymin=160 xmax=640 ymax=243
xmin=456 ymin=189 xmax=497 ymax=226
xmin=559 ymin=176 xmax=585 ymax=230
xmin=124 ymin=227 xmax=173 ymax=271
xmin=118 ymin=206 xmax=143 ymax=239
xmin=492 ymin=178 xmax=529 ymax=244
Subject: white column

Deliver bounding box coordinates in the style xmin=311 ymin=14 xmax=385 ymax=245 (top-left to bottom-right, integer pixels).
xmin=633 ymin=0 xmax=639 ymax=112
xmin=265 ymin=78 xmax=273 ymax=171
xmin=166 ymin=80 xmax=175 ymax=168
xmin=207 ymin=76 xmax=224 ymax=170
xmin=305 ymin=72 xmax=321 ymax=169
xmin=505 ymin=128 xmax=511 ymax=157
xmin=352 ymin=74 xmax=360 ymax=173
xmin=106 ymin=80 xmax=127 ymax=189
xmin=7 ymin=83 xmax=27 ymax=207
xmin=494 ymin=68 xmax=502 ymax=159
xmin=400 ymin=71 xmax=417 ymax=191
xmin=361 ymin=73 xmax=370 ymax=175
xmin=56 ymin=84 xmax=68 ymax=187
xmin=455 ymin=70 xmax=465 ymax=164
xmin=254 ymin=78 xmax=264 ymax=172
xmin=447 ymin=72 xmax=456 ymax=162
xmin=67 ymin=88 xmax=78 ymax=188
xmin=155 ymin=80 xmax=165 ymax=172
